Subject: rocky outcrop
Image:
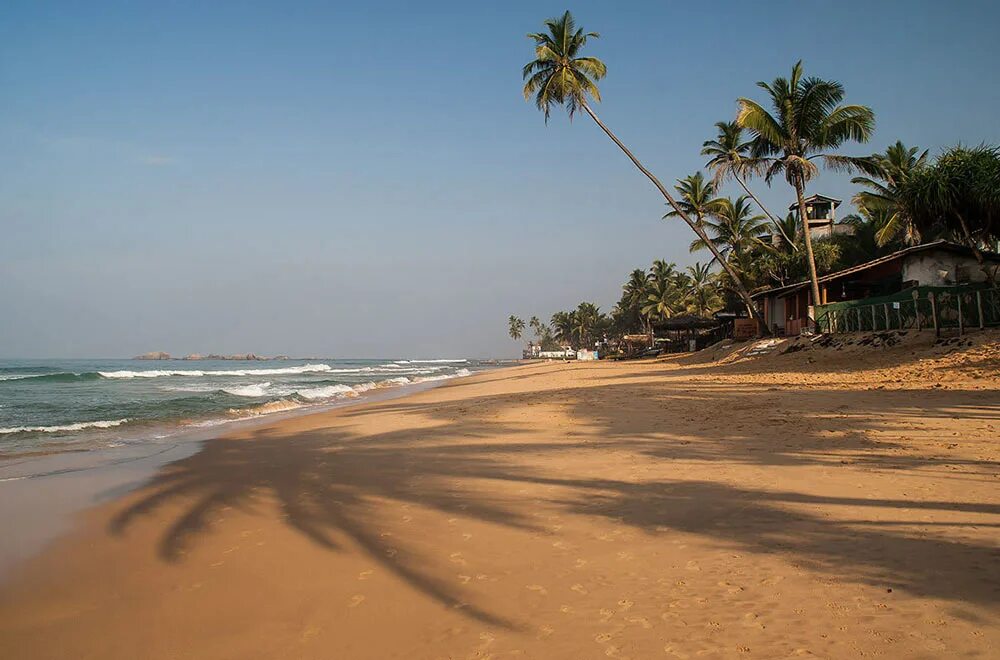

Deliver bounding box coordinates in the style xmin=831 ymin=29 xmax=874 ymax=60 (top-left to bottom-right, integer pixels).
xmin=134 ymin=351 xmax=172 ymax=360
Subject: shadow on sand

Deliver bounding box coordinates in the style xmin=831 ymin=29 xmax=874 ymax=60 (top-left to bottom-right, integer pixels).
xmin=108 ymin=373 xmax=1000 ymax=625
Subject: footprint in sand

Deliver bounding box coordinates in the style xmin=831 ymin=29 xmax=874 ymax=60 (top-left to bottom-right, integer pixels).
xmin=626 ymin=615 xmax=651 ymax=629
xmin=575 ymin=558 xmax=588 ymax=568
xmin=458 ymin=575 xmax=472 ymax=584
xmin=599 ymin=608 xmax=615 ymax=622
xmin=348 ymin=595 xmax=365 ymax=608
xmin=449 ymin=552 xmax=466 ymax=566
xmin=358 ymin=570 xmax=373 ymax=581
xmin=571 ymin=584 xmax=588 ymax=595
xmin=617 ymin=599 xmax=634 ymax=611
xmin=559 ymin=605 xmax=573 ymax=614
xmin=526 ymin=584 xmax=548 ymax=595
xmin=595 ymin=632 xmax=614 ymax=642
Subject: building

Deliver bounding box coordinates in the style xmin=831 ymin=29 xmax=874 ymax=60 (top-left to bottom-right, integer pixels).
xmin=753 ymin=240 xmax=1000 ymax=335
xmin=782 ymin=193 xmax=857 ymax=242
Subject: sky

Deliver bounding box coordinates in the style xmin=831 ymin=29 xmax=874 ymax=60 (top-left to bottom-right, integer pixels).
xmin=2 ymin=1 xmax=999 ymax=359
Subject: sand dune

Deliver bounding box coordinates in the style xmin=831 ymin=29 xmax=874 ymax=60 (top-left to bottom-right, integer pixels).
xmin=1 ymin=331 xmax=998 ymax=658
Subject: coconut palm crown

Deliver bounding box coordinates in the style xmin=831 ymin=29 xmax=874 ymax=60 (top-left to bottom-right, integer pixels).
xmin=736 ymin=60 xmax=876 ymax=306
xmin=522 ymin=11 xmax=606 ymax=122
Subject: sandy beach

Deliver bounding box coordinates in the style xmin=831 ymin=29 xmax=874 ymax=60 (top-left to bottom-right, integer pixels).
xmin=1 ymin=332 xmax=998 ymax=658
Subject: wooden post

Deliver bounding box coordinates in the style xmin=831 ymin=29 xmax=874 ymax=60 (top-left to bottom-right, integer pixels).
xmin=957 ymin=293 xmax=964 ymax=336
xmin=884 ymin=303 xmax=891 ymax=330
xmin=872 ymin=304 xmax=877 ymax=331
xmin=913 ymin=291 xmax=921 ymax=331
xmin=929 ymin=292 xmax=939 ymax=337
xmin=977 ymin=291 xmax=985 ymax=329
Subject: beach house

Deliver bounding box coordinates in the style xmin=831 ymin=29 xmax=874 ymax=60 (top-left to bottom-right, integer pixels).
xmin=753 ymin=240 xmax=1000 ymax=335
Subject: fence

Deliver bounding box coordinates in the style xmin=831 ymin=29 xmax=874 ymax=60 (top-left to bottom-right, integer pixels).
xmin=814 ymin=284 xmax=1000 ymax=335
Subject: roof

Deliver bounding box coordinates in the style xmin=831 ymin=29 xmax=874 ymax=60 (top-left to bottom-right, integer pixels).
xmin=788 ymin=193 xmax=842 ymax=212
xmin=751 ymin=240 xmax=1000 ymax=300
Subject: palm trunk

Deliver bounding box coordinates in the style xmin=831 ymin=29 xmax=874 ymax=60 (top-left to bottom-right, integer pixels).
xmin=954 ymin=212 xmax=997 ymax=285
xmin=735 ymin=173 xmax=796 ymax=251
xmin=794 ymin=179 xmax=823 ymax=317
xmin=581 ymin=101 xmax=768 ymax=336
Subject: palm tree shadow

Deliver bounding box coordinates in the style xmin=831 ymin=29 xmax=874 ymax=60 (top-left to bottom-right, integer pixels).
xmin=108 ymin=419 xmax=549 ymax=628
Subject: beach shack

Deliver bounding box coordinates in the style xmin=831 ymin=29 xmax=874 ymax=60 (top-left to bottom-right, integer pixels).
xmin=753 ymin=240 xmax=1000 ymax=335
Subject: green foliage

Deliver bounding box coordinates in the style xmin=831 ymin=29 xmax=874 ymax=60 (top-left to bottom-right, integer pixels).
xmin=507 ymin=315 xmax=526 ymax=341
xmin=898 ymin=144 xmax=1000 ymax=246
xmin=852 ymin=141 xmax=930 ymax=247
xmin=522 ymin=11 xmax=605 ymax=121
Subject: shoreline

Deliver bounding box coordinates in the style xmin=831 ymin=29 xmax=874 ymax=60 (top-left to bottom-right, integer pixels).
xmin=0 ymin=371 xmax=494 ymax=578
xmin=1 ymin=338 xmax=998 ymax=658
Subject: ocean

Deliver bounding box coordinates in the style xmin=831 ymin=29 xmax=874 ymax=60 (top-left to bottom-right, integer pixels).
xmin=0 ymin=358 xmax=486 ymax=455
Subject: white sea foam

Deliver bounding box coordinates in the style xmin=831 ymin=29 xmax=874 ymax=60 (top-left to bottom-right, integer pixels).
xmin=0 ymin=374 xmax=41 ymax=381
xmin=221 ymin=382 xmax=271 ymax=397
xmin=0 ymin=418 xmax=129 ymax=435
xmin=99 ymin=363 xmax=334 ymax=379
xmin=413 ymin=368 xmax=471 ymax=383
xmin=394 ymin=359 xmax=467 ymax=364
xmin=294 ymin=384 xmax=357 ymax=400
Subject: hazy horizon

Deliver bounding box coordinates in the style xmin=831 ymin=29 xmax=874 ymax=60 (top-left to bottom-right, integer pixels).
xmin=3 ymin=0 xmax=999 ymax=359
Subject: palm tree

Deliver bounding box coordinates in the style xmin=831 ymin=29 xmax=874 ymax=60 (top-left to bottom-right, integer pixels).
xmin=572 ymin=302 xmax=605 ymax=347
xmin=663 ymin=172 xmax=721 ymax=227
xmin=508 ymin=315 xmax=526 ymax=341
xmin=649 ymin=259 xmax=679 ymax=287
xmin=622 ymin=268 xmax=653 ymax=339
xmin=522 ymin=11 xmax=766 ymax=333
xmin=691 ymin=196 xmax=770 ymax=277
xmin=737 ymin=60 xmax=875 ymax=307
xmin=685 ymin=262 xmax=723 ymax=316
xmin=701 ymin=121 xmax=795 ymax=249
xmin=529 ymin=316 xmax=544 ymax=337
xmin=642 ymin=279 xmax=681 ymax=323
xmin=550 ymin=311 xmax=575 ymax=346
xmin=851 ymin=140 xmax=929 ymax=247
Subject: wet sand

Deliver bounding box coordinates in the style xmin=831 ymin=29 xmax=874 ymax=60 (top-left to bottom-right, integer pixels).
xmin=1 ymin=332 xmax=998 ymax=658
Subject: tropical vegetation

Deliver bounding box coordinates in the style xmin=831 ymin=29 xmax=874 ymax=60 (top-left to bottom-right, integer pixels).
xmin=509 ymin=11 xmax=999 ymax=352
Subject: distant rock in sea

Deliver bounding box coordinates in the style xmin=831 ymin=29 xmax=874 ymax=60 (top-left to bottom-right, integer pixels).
xmin=135 ymin=351 xmax=277 ymax=361
xmin=134 ymin=352 xmax=172 ymax=360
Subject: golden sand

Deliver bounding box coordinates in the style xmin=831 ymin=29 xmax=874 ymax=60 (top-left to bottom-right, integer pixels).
xmin=1 ymin=331 xmax=998 ymax=658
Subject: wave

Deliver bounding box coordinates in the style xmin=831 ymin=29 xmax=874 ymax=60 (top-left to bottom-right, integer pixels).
xmin=0 ymin=372 xmax=104 ymax=384
xmin=98 ymin=363 xmax=334 ymax=379
xmin=221 ymin=382 xmax=271 ymax=397
xmin=394 ymin=359 xmax=467 ymax=364
xmin=0 ymin=418 xmax=129 ymax=435
xmin=292 ymin=384 xmax=357 ymax=400
xmin=412 ymin=368 xmax=471 ymax=383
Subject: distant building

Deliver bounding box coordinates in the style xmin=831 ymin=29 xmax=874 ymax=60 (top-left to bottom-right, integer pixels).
xmin=753 ymin=240 xmax=1000 ymax=335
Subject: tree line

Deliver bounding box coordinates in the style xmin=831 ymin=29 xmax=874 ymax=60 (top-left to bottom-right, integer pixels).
xmin=513 ymin=11 xmax=999 ymax=341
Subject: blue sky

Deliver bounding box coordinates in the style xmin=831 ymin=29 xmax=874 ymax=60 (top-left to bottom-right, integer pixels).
xmin=2 ymin=0 xmax=998 ymax=358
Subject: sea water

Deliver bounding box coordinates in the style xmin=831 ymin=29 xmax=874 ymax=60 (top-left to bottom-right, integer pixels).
xmin=0 ymin=358 xmax=482 ymax=455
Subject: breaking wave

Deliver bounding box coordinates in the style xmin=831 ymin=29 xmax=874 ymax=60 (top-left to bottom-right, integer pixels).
xmin=0 ymin=418 xmax=129 ymax=435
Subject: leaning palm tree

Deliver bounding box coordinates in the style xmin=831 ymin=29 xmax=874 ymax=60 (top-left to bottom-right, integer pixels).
xmin=851 ymin=140 xmax=929 ymax=247
xmin=522 ymin=11 xmax=766 ymax=333
xmin=701 ymin=121 xmax=795 ymax=249
xmin=737 ymin=60 xmax=875 ymax=307
xmin=550 ymin=311 xmax=575 ymax=346
xmin=508 ymin=315 xmax=526 ymax=341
